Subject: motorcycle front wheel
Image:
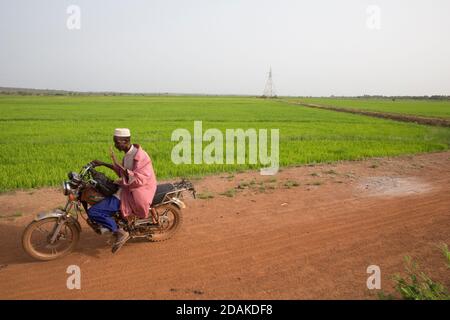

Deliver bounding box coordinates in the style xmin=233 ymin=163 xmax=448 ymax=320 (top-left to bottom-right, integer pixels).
xmin=22 ymin=217 xmax=80 ymax=261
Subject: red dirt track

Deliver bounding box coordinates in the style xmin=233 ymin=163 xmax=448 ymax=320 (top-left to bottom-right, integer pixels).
xmin=0 ymin=152 xmax=449 ymax=299
xmin=285 ymin=100 xmax=450 ymax=127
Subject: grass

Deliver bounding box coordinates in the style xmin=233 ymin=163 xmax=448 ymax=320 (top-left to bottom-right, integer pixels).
xmin=306 ymin=181 xmax=323 ymax=186
xmin=283 ymin=180 xmax=300 ymax=188
xmin=393 ymin=257 xmax=448 ymax=300
xmin=441 ymin=244 xmax=450 ymax=269
xmin=380 ymin=244 xmax=450 ymax=300
xmin=236 ymin=178 xmax=278 ymax=193
xmin=289 ymin=97 xmax=450 ymax=119
xmin=1 ymin=95 xmax=450 ymax=192
xmin=0 ymin=212 xmax=23 ymax=220
xmin=196 ymin=191 xmax=214 ymax=200
xmin=392 ymin=254 xmax=449 ymax=300
xmin=219 ymin=188 xmax=236 ymax=198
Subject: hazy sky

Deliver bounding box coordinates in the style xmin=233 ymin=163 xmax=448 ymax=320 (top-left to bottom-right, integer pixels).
xmin=1 ymin=0 xmax=449 ymax=96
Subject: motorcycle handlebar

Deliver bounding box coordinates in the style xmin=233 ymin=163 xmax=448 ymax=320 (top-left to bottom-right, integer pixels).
xmin=79 ymin=162 xmax=94 ymax=177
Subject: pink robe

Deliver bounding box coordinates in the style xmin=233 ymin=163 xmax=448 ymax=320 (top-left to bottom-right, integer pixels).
xmin=113 ymin=144 xmax=157 ymax=219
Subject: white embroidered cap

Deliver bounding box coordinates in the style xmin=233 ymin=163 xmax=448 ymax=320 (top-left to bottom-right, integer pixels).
xmin=114 ymin=128 xmax=131 ymax=137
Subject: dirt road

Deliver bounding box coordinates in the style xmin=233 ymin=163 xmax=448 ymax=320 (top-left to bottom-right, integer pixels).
xmin=0 ymin=152 xmax=449 ymax=299
xmin=284 ymin=100 xmax=450 ymax=127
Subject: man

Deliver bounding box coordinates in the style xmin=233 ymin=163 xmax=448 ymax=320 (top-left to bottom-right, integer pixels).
xmin=89 ymin=128 xmax=157 ymax=253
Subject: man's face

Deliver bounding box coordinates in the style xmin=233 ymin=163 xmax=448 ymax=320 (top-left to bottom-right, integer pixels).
xmin=113 ymin=136 xmax=130 ymax=152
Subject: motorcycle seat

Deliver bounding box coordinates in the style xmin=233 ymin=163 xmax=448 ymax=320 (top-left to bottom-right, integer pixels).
xmin=151 ymin=183 xmax=175 ymax=206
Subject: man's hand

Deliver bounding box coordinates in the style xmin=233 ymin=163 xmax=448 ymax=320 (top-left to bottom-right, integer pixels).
xmin=110 ymin=146 xmax=127 ymax=177
xmin=109 ymin=146 xmax=119 ymax=166
xmin=90 ymin=160 xmax=105 ymax=167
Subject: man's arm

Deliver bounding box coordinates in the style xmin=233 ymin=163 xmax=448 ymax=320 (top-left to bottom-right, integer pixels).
xmin=91 ymin=160 xmax=126 ymax=177
xmin=91 ymin=160 xmax=112 ymax=170
xmin=118 ymin=158 xmax=154 ymax=189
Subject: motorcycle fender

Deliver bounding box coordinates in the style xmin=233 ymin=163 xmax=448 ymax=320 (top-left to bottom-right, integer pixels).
xmin=34 ymin=210 xmax=82 ymax=233
xmin=170 ymin=197 xmax=186 ymax=209
xmin=34 ymin=209 xmax=65 ymax=221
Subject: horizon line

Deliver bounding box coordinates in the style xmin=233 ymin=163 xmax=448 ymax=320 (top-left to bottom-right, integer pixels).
xmin=0 ymin=86 xmax=449 ymax=98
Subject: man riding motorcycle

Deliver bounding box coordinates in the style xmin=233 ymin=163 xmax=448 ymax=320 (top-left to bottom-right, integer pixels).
xmin=90 ymin=128 xmax=157 ymax=253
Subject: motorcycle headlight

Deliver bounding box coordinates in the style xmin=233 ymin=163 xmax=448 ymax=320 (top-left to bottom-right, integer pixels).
xmin=62 ymin=181 xmax=72 ymax=196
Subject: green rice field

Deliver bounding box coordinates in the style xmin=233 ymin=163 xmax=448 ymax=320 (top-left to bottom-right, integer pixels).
xmin=288 ymin=98 xmax=450 ymax=119
xmin=1 ymin=95 xmax=450 ymax=192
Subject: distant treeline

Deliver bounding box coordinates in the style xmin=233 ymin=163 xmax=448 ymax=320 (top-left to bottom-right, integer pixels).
xmin=0 ymin=87 xmax=248 ymax=97
xmin=300 ymin=95 xmax=450 ymax=101
xmin=0 ymin=87 xmax=449 ymax=100
xmin=358 ymin=95 xmax=450 ymax=101
xmin=0 ymin=87 xmax=184 ymax=96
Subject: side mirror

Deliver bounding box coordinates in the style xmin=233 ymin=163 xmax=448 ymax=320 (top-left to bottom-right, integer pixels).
xmin=68 ymin=171 xmax=81 ymax=183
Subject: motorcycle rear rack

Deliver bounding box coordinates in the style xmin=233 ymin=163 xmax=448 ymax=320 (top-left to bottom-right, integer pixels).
xmin=151 ymin=186 xmax=194 ymax=208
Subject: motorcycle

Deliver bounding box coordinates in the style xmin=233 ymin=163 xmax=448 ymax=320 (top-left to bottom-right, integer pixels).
xmin=22 ymin=162 xmax=196 ymax=261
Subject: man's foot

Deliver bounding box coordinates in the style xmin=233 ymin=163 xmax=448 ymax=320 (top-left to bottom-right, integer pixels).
xmin=150 ymin=209 xmax=159 ymax=224
xmin=111 ymin=229 xmax=130 ymax=254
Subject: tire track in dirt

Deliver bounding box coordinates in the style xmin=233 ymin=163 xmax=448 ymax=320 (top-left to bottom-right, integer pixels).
xmin=145 ymin=198 xmax=448 ymax=278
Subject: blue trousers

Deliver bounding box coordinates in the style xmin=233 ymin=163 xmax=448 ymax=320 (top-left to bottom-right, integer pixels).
xmin=87 ymin=196 xmax=120 ymax=232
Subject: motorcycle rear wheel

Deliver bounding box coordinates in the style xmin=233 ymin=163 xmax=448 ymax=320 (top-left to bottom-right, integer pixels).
xmin=148 ymin=204 xmax=183 ymax=242
xmin=22 ymin=217 xmax=80 ymax=261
